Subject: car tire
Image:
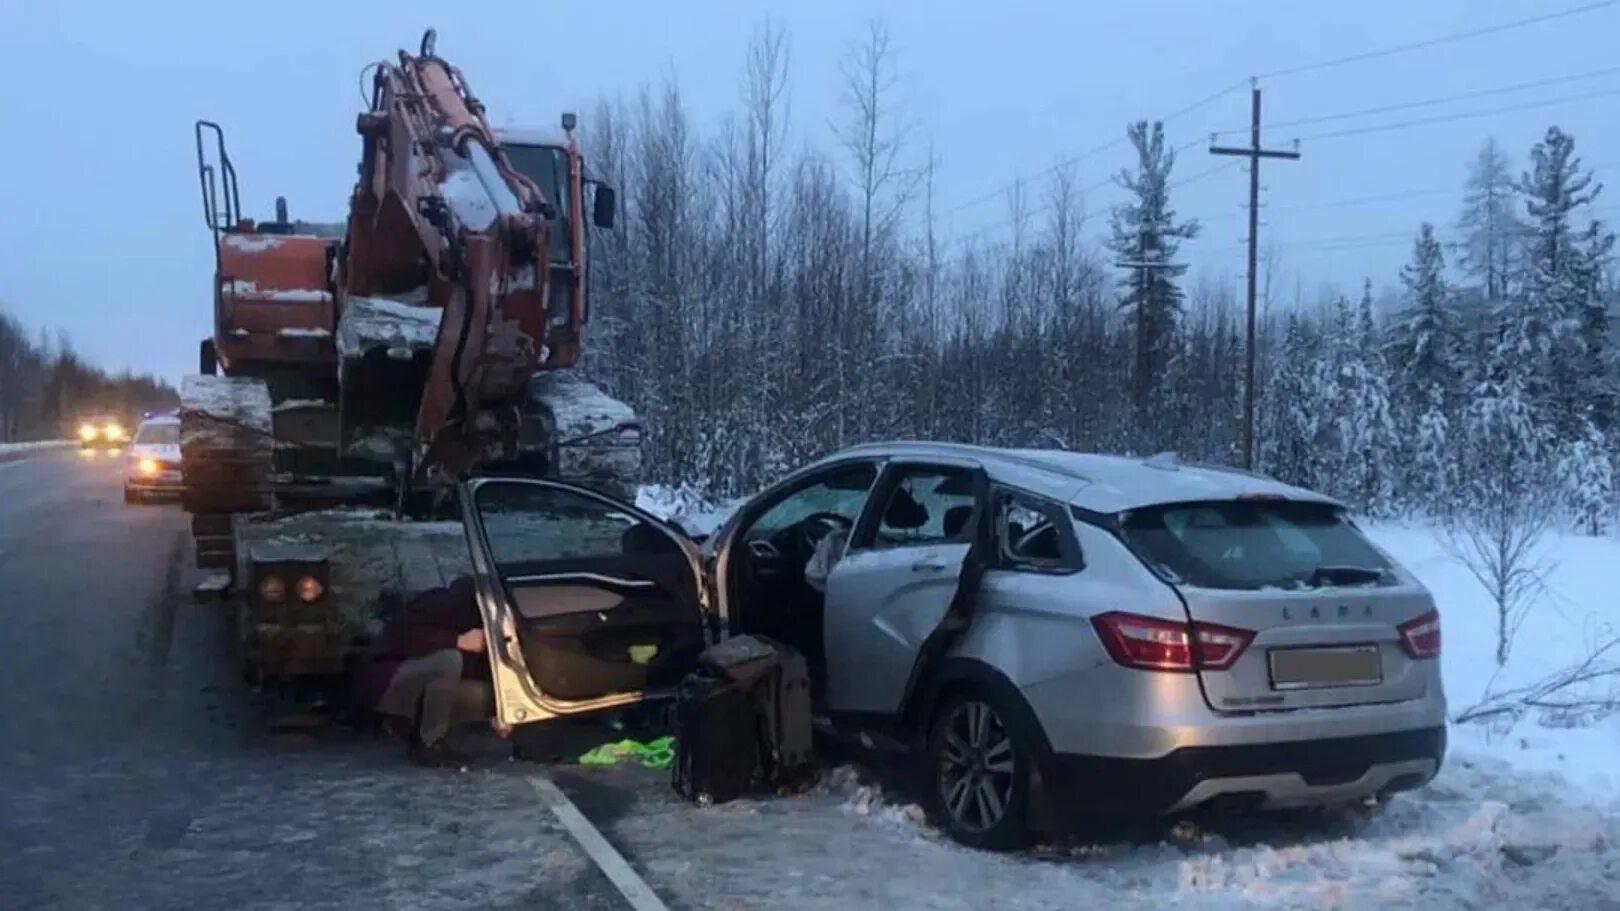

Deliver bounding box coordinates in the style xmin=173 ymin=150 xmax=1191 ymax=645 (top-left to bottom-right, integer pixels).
xmin=925 ymin=688 xmax=1036 ymax=851
xmin=124 ymin=487 xmax=139 ymax=505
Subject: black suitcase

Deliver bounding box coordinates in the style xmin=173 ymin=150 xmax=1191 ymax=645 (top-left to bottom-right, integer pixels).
xmin=672 ymin=670 xmax=764 ymax=804
xmin=672 ymin=636 xmax=814 ymax=804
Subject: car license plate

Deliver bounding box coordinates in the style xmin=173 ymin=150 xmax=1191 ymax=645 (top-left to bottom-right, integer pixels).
xmin=1269 ymin=645 xmax=1381 ymax=690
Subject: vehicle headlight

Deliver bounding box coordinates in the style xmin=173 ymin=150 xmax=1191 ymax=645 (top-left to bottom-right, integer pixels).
xmin=138 ymin=457 xmax=160 ymax=476
xmin=104 ymin=423 xmax=126 ymax=441
xmin=79 ymin=424 xmax=98 ymax=441
xmin=257 ymin=575 xmax=287 ymax=604
xmin=296 ymin=575 xmax=325 ymax=603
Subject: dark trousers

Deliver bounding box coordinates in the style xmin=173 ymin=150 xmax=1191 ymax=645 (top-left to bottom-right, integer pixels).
xmin=375 ymin=649 xmax=493 ymax=745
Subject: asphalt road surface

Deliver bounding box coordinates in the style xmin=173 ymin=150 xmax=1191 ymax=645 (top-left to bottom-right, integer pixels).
xmin=0 ymin=449 xmax=629 ymax=911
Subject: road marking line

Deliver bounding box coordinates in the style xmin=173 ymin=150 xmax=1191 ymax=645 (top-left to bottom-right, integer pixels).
xmin=529 ymin=775 xmax=669 ymax=911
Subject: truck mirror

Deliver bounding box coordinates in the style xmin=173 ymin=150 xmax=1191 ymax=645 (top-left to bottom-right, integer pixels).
xmin=592 ymin=185 xmax=617 ymax=230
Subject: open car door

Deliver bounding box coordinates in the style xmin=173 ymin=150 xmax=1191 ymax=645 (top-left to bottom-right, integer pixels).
xmin=823 ymin=462 xmax=990 ymax=719
xmin=459 ymin=477 xmax=711 ymax=727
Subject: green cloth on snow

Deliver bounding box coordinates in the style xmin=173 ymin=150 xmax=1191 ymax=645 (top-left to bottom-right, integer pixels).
xmin=578 ymin=735 xmax=676 ymax=770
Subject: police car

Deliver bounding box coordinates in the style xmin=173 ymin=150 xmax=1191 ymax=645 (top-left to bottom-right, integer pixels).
xmin=124 ymin=412 xmax=183 ymax=504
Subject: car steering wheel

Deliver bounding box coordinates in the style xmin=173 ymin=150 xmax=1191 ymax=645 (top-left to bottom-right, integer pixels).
xmin=798 ymin=511 xmax=855 ymax=552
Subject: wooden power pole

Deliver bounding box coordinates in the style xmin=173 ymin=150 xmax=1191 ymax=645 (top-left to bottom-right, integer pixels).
xmin=1210 ymin=82 xmax=1299 ymax=470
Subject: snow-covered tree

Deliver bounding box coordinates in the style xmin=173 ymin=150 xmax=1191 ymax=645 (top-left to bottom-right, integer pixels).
xmin=1305 ymin=290 xmax=1399 ymax=515
xmin=1455 ymin=137 xmax=1523 ymax=303
xmin=1511 ymin=126 xmax=1605 ymax=433
xmin=1387 ymin=224 xmax=1457 ymax=412
xmin=1556 ymin=419 xmax=1614 ymax=535
xmin=1108 ymin=120 xmax=1199 ymax=417
xmin=1572 ymin=220 xmax=1617 ymax=432
xmin=1453 ymin=377 xmax=1553 ymax=665
xmin=1258 ymin=312 xmax=1323 ymax=488
xmin=1410 ymin=401 xmax=1458 ymax=518
xmin=1384 ymin=225 xmax=1461 ymax=510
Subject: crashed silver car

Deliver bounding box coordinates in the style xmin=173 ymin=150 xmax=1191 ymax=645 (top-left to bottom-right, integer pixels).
xmin=460 ymin=442 xmax=1445 ymax=849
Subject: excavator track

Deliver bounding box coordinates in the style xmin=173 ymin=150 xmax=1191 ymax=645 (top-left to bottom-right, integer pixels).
xmin=180 ymin=375 xmax=274 ymax=572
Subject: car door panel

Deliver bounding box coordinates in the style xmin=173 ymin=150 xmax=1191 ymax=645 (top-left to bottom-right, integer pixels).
xmin=460 ymin=478 xmax=709 ymax=726
xmin=825 ymin=541 xmax=972 ymax=715
xmin=503 ymin=555 xmax=705 ymax=700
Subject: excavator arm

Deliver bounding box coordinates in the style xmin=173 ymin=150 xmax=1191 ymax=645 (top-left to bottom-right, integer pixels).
xmin=342 ymin=29 xmax=559 ymax=483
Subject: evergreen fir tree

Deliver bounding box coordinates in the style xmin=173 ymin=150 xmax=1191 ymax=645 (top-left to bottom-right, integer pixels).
xmin=1511 ymin=126 xmax=1602 ymax=432
xmin=1556 ymin=418 xmax=1614 ymax=534
xmin=1388 ymin=223 xmax=1458 ymax=413
xmin=1108 ymin=120 xmax=1199 ymax=420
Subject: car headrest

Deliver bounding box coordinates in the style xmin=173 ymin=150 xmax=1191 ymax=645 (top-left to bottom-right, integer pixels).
xmin=621 ymin=522 xmax=679 ymax=555
xmin=942 ymin=505 xmax=974 ymax=538
xmin=883 ymin=486 xmax=930 ymax=530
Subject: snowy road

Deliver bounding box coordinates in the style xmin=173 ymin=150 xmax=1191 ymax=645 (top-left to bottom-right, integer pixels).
xmin=0 ymin=450 xmax=626 ymax=910
xmin=3 ymin=452 xmax=1616 ymax=909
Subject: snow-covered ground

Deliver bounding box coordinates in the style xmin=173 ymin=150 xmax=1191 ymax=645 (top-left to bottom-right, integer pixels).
xmin=0 ymin=440 xmax=71 ymax=455
xmin=627 ymin=488 xmax=1620 ymax=907
xmin=1366 ymin=522 xmax=1620 ymax=802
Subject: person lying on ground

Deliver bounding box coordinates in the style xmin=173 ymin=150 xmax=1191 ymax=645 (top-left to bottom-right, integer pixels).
xmin=352 ymin=575 xmax=510 ymax=769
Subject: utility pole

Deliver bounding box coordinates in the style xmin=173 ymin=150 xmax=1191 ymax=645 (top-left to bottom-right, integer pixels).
xmin=1210 ymin=81 xmax=1299 ymax=470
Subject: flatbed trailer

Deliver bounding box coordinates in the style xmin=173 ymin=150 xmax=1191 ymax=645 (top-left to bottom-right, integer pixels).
xmin=228 ymin=508 xmax=471 ymax=682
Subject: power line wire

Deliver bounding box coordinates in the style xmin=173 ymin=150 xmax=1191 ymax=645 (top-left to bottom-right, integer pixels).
xmin=1215 ymin=63 xmax=1620 ymax=136
xmin=1278 ymin=200 xmax=1620 ymax=251
xmin=938 ymin=107 xmax=1243 ymax=220
xmin=1253 ymin=0 xmax=1620 ymax=82
xmin=1292 ymin=86 xmax=1620 ymax=143
xmin=934 ymin=0 xmax=1619 ymax=226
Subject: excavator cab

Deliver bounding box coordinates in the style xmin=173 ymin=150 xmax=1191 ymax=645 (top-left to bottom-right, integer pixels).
xmin=494 ymin=125 xmax=616 ymax=364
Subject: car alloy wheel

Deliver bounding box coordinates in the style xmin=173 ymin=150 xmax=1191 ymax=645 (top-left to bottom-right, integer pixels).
xmin=936 ymin=699 xmax=1017 ymax=834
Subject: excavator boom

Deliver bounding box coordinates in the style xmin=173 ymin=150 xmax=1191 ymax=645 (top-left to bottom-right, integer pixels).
xmin=345 ymin=28 xmax=557 ymax=481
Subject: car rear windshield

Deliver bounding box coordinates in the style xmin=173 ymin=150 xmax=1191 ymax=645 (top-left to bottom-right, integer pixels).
xmin=1118 ymin=500 xmax=1393 ymax=590
xmin=134 ymin=423 xmax=179 ymax=445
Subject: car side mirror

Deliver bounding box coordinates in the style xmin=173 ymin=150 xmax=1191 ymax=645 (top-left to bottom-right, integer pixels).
xmin=592 ymin=184 xmax=617 ymax=230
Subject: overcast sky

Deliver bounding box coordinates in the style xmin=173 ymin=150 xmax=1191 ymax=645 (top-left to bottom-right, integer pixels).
xmin=3 ymin=0 xmax=1618 ymax=383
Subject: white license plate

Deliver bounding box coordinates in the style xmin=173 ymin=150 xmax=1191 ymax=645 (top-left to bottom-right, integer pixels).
xmin=1269 ymin=645 xmax=1381 ymax=690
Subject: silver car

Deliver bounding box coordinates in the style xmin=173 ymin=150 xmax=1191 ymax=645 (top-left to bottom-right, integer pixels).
xmin=460 ymin=442 xmax=1445 ymax=849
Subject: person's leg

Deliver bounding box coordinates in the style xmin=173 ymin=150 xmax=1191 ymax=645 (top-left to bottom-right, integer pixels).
xmin=377 ymin=649 xmax=463 ymax=747
xmin=449 ymin=678 xmax=496 ymax=732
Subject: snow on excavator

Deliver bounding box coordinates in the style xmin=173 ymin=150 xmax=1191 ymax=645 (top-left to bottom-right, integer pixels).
xmin=182 ymin=30 xmax=640 ymax=682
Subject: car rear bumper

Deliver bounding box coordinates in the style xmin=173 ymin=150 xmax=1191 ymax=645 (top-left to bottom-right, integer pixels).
xmin=1042 ymin=725 xmax=1445 ymax=815
xmin=126 ymin=473 xmax=184 ymax=493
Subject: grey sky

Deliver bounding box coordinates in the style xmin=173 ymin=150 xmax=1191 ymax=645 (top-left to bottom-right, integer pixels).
xmin=3 ymin=0 xmax=1617 ymax=383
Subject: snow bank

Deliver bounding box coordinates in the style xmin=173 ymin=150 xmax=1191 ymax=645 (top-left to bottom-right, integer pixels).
xmin=635 ymin=484 xmax=744 ymax=537
xmin=0 ymin=440 xmax=72 ymax=456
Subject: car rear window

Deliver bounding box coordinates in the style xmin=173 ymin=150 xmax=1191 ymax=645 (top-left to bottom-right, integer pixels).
xmin=1118 ymin=500 xmax=1393 ymax=590
xmin=134 ymin=422 xmax=179 ymax=445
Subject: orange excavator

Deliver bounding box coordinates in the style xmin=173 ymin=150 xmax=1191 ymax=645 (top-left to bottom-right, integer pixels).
xmin=183 ymin=31 xmax=639 ymax=680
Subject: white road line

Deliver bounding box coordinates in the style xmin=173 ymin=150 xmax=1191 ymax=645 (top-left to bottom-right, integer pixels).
xmin=529 ymin=775 xmax=669 ymax=911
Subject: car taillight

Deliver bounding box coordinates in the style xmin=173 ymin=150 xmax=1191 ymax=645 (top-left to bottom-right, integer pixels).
xmin=1397 ymin=610 xmax=1441 ymax=659
xmin=1091 ymin=611 xmax=1255 ymax=672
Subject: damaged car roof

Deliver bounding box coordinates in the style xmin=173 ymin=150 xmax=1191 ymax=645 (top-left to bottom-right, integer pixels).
xmin=827 ymin=441 xmax=1340 ymax=514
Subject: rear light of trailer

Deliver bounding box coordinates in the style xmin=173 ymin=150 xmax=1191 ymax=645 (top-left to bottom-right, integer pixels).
xmin=1397 ymin=610 xmax=1441 ymax=659
xmin=1091 ymin=611 xmax=1255 ymax=672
